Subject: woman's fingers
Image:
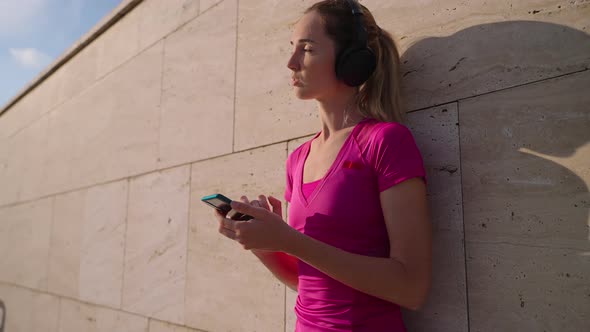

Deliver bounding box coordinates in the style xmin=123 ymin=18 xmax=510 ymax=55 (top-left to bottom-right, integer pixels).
xmin=240 ymin=196 xmax=250 ymax=204
xmin=268 ymin=196 xmax=283 ymax=217
xmin=258 ymin=195 xmax=270 ymax=211
xmin=218 ymin=219 xmax=237 ymax=240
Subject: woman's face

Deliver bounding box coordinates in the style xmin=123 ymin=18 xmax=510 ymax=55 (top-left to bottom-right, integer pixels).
xmin=287 ymin=11 xmax=342 ymax=100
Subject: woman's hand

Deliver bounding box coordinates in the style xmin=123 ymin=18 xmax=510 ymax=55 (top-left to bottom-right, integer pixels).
xmin=214 ymin=195 xmax=296 ymax=252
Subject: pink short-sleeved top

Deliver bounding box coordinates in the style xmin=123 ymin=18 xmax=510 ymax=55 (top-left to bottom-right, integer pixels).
xmin=284 ymin=118 xmax=427 ymax=332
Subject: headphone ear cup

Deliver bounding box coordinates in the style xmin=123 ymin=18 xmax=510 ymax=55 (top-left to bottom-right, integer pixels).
xmin=335 ymin=46 xmax=377 ymax=87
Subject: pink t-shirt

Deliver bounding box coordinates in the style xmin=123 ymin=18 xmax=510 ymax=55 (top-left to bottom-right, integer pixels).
xmin=285 ymin=118 xmax=426 ymax=332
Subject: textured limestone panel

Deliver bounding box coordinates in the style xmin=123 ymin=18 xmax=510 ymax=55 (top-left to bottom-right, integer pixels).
xmin=0 ymin=100 xmax=31 ymax=141
xmin=0 ymin=127 xmax=26 ymax=205
xmin=0 ymin=70 xmax=60 ymax=141
xmin=66 ymin=41 xmax=162 ymax=192
xmin=96 ymin=3 xmax=141 ymax=79
xmin=466 ymin=242 xmax=589 ymax=331
xmin=402 ymin=230 xmax=467 ymax=332
xmin=159 ymin=0 xmax=236 ymax=168
xmin=199 ymin=0 xmax=222 ymax=14
xmin=406 ymin=104 xmax=463 ymax=232
xmin=186 ymin=143 xmax=287 ymax=332
xmin=148 ymin=319 xmax=205 ymax=332
xmin=41 ymin=98 xmax=81 ymax=196
xmin=123 ymin=165 xmax=190 ymax=324
xmin=0 ymin=283 xmax=59 ymax=332
xmin=460 ymin=70 xmax=590 ymax=250
xmin=362 ymin=0 xmax=590 ymax=111
xmin=401 ymin=105 xmax=467 ymax=331
xmin=234 ymin=0 xmax=319 ymax=151
xmin=18 ymin=115 xmax=50 ymax=202
xmin=285 ymin=287 xmax=297 ymax=332
xmin=460 ymin=70 xmax=590 ymax=329
xmin=48 ymin=189 xmax=85 ymax=299
xmin=0 ymin=198 xmax=53 ymax=290
xmin=79 ymin=180 xmax=128 ymax=308
xmin=56 ymin=41 xmax=99 ymax=106
xmin=59 ymin=298 xmax=148 ymax=332
xmin=138 ymin=0 xmax=200 ymax=51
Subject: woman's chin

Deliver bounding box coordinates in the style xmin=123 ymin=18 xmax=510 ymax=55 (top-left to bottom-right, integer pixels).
xmin=293 ymin=87 xmax=315 ymax=100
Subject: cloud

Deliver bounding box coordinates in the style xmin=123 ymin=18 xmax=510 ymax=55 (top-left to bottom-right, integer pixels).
xmin=9 ymin=48 xmax=52 ymax=69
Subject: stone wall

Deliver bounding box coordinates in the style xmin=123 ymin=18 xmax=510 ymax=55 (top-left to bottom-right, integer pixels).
xmin=0 ymin=0 xmax=588 ymax=331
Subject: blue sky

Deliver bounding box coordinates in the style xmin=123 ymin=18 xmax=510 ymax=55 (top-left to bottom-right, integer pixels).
xmin=0 ymin=0 xmax=122 ymax=108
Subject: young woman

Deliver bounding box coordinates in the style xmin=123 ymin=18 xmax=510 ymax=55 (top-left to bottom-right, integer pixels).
xmin=214 ymin=1 xmax=432 ymax=330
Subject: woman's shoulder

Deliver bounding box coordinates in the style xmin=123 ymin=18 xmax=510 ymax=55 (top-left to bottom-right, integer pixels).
xmin=358 ymin=118 xmax=413 ymax=146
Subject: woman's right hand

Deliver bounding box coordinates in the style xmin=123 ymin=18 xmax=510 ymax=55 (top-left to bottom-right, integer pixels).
xmin=240 ymin=195 xmax=283 ymax=219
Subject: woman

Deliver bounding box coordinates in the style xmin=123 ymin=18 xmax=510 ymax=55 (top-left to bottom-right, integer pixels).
xmin=214 ymin=1 xmax=432 ymax=330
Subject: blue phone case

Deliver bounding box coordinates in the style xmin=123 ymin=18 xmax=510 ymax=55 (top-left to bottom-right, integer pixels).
xmin=201 ymin=193 xmax=253 ymax=220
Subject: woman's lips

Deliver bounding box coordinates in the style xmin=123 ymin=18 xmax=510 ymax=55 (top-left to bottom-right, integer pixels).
xmin=291 ymin=79 xmax=303 ymax=87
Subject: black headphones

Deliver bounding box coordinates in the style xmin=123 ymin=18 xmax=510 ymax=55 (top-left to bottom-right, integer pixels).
xmin=335 ymin=0 xmax=377 ymax=87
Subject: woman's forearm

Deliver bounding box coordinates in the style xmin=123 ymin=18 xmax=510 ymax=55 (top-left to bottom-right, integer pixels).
xmin=283 ymin=231 xmax=430 ymax=310
xmin=252 ymin=250 xmax=299 ymax=291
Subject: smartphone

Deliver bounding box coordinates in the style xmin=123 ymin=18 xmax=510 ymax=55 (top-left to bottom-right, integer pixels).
xmin=201 ymin=194 xmax=253 ymax=221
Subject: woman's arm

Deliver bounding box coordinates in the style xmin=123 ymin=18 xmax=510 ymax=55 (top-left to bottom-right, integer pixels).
xmin=252 ymin=250 xmax=299 ymax=291
xmin=282 ymin=178 xmax=432 ymax=310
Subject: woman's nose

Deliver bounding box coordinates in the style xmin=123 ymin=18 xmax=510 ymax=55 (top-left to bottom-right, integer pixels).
xmin=287 ymin=52 xmax=299 ymax=71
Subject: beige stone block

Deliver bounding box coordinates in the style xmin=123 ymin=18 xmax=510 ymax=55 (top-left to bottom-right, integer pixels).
xmin=0 ymin=69 xmax=60 ymax=141
xmin=0 ymin=129 xmax=26 ymax=205
xmin=0 ymin=102 xmax=25 ymax=141
xmin=138 ymin=0 xmax=200 ymax=51
xmin=148 ymin=319 xmax=205 ymax=332
xmin=56 ymin=41 xmax=99 ymax=106
xmin=59 ymin=298 xmax=148 ymax=332
xmin=0 ymin=283 xmax=60 ymax=332
xmin=79 ymin=180 xmax=128 ymax=308
xmin=186 ymin=143 xmax=287 ymax=331
xmin=46 ymin=180 xmax=128 ymax=306
xmin=158 ymin=0 xmax=236 ymax=168
xmin=0 ymin=198 xmax=52 ymax=289
xmin=406 ymin=104 xmax=463 ymax=232
xmin=234 ymin=0 xmax=318 ymax=151
xmin=96 ymin=4 xmax=141 ymax=78
xmin=360 ymin=0 xmax=590 ymax=110
xmin=0 ymin=100 xmax=38 ymax=142
xmin=466 ymin=241 xmax=590 ymax=331
xmin=67 ymin=41 xmax=162 ymax=191
xmin=123 ymin=165 xmax=190 ymax=324
xmin=19 ymin=115 xmax=50 ymax=202
xmin=460 ymin=70 xmax=590 ymax=251
xmin=285 ymin=287 xmax=297 ymax=332
xmin=402 ymin=230 xmax=467 ymax=332
xmin=199 ymin=0 xmax=222 ymax=14
xmin=40 ymin=98 xmax=81 ymax=196
xmin=48 ymin=189 xmax=84 ymax=298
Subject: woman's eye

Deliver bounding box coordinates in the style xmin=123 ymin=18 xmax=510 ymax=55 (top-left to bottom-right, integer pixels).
xmin=303 ymin=48 xmax=313 ymax=52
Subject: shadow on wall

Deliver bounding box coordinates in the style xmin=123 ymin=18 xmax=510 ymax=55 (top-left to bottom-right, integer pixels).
xmin=398 ymin=21 xmax=589 ymax=331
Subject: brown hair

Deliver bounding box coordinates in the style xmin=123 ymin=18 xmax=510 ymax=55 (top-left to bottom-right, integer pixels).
xmin=304 ymin=0 xmax=404 ymax=123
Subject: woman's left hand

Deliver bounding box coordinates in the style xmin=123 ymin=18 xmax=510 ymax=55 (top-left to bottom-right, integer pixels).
xmin=214 ymin=195 xmax=297 ymax=252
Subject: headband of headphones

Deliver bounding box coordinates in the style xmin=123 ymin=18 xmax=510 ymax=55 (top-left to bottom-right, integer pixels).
xmin=345 ymin=0 xmax=368 ymax=46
